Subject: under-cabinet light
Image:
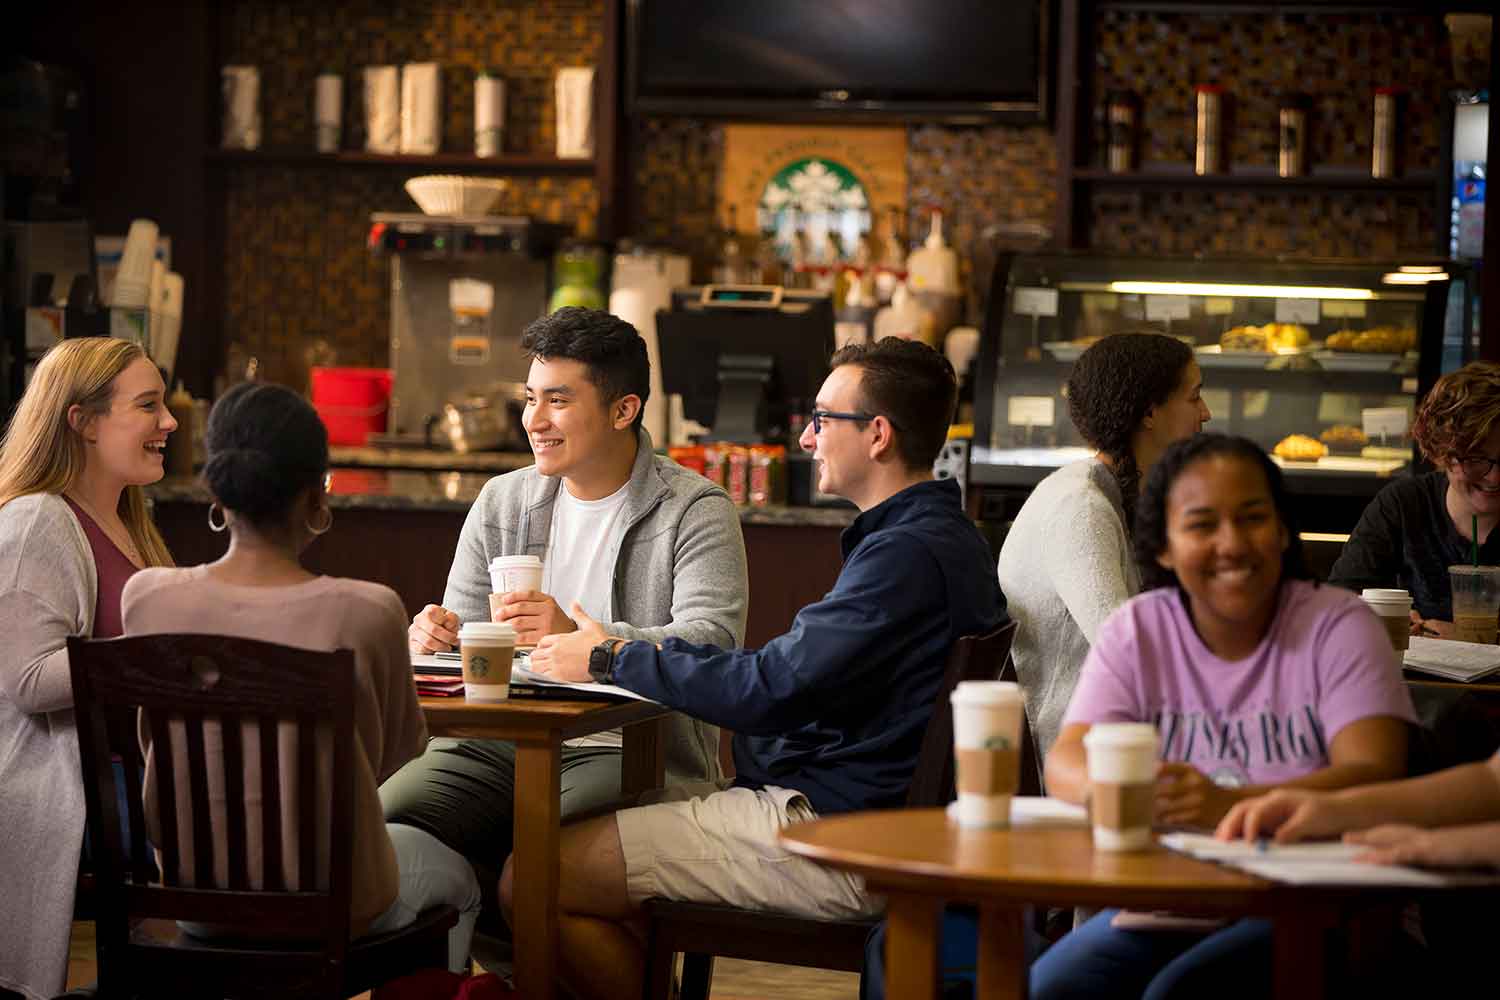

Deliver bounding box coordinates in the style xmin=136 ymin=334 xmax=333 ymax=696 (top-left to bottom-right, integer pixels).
xmin=1108 ymin=281 xmax=1375 ymax=300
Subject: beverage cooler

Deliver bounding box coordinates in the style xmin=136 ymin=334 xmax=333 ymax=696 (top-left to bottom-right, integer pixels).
xmin=969 ymin=252 xmax=1478 ymax=534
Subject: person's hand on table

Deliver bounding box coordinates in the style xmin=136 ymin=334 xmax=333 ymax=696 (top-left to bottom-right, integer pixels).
xmin=1346 ymin=821 xmax=1500 ymax=869
xmin=1409 ymin=611 xmax=1453 ymax=639
xmin=529 ymin=602 xmax=609 ymax=683
xmin=1155 ymin=762 xmax=1242 ymax=828
xmin=1216 ymin=787 xmax=1355 ymax=844
xmin=494 ymin=589 xmax=577 ymax=645
xmin=410 ymin=604 xmax=459 ymax=653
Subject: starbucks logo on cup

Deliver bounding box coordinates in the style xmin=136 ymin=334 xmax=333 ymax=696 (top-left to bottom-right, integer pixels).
xmin=470 ymin=654 xmax=489 ymax=678
xmin=982 ymin=735 xmax=1012 ymax=750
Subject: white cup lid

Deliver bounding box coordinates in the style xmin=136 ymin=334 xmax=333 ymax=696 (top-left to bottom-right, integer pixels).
xmin=489 ymin=555 xmax=543 ymax=570
xmin=459 ymin=621 xmax=516 ymax=641
xmin=950 ymin=680 xmax=1022 ymax=706
xmin=1083 ymin=722 xmax=1158 ymax=749
xmin=1360 ymin=588 xmax=1411 ymax=602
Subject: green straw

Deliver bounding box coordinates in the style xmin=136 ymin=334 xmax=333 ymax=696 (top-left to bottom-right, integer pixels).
xmin=1474 ymin=514 xmax=1480 ymax=568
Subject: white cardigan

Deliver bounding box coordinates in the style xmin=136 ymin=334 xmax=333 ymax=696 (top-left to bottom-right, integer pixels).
xmin=0 ymin=493 xmax=97 ymax=1000
xmin=997 ymin=459 xmax=1139 ymax=764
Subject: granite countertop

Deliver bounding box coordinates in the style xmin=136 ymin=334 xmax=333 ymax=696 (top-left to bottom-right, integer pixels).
xmin=328 ymin=445 xmax=535 ymax=473
xmin=148 ymin=470 xmax=859 ymax=526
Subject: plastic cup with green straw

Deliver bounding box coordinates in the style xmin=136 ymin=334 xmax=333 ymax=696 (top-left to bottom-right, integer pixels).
xmin=1474 ymin=514 xmax=1480 ymax=568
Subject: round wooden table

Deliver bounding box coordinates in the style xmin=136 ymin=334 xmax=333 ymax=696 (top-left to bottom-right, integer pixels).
xmin=781 ymin=807 xmax=1335 ymax=1000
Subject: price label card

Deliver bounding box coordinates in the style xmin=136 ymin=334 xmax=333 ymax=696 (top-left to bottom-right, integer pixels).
xmin=1275 ymin=298 xmax=1321 ymax=324
xmin=1013 ymin=287 xmax=1059 ymax=317
xmin=1204 ymin=297 xmax=1236 ymax=316
xmin=1362 ymin=406 xmax=1410 ymax=439
xmin=1323 ymin=300 xmax=1368 ymax=319
xmin=1145 ymin=295 xmax=1191 ymax=321
xmin=1007 ymin=396 xmax=1056 ymax=427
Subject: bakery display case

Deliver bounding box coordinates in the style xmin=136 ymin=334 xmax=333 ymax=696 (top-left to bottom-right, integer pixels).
xmin=970 ymin=252 xmax=1478 ymax=531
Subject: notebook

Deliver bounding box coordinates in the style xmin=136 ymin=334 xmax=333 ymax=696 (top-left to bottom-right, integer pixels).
xmin=1161 ymin=832 xmax=1500 ymax=888
xmin=1403 ymin=636 xmax=1500 ymax=683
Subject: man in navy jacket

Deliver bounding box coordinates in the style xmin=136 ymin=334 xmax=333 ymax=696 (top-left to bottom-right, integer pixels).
xmin=520 ymin=337 xmax=1006 ymax=1000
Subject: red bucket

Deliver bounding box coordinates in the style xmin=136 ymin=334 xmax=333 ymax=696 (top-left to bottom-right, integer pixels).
xmin=310 ymin=367 xmax=393 ymax=446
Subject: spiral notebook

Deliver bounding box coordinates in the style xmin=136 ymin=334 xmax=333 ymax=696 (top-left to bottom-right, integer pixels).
xmin=1403 ymin=637 xmax=1500 ymax=683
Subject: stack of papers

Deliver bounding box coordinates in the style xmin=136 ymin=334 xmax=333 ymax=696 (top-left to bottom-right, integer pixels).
xmin=1403 ymin=636 xmax=1500 ymax=683
xmin=1161 ymin=832 xmax=1499 ymax=887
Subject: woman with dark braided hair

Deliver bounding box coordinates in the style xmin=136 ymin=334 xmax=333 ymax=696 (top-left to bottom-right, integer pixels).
xmin=998 ymin=333 xmax=1209 ymax=768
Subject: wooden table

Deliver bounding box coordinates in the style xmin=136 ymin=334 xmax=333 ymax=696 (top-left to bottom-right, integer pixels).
xmin=781 ymin=808 xmax=1359 ymax=1000
xmin=420 ymin=695 xmax=671 ymax=1000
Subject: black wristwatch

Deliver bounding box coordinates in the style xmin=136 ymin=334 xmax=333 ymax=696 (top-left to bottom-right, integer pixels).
xmin=588 ymin=637 xmax=625 ymax=682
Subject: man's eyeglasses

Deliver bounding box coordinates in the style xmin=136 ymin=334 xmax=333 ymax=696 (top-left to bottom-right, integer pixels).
xmin=809 ymin=409 xmax=877 ymax=434
xmin=1459 ymin=455 xmax=1500 ymax=479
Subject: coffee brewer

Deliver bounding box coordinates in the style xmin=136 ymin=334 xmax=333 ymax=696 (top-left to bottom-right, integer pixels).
xmin=367 ymin=212 xmax=567 ymax=446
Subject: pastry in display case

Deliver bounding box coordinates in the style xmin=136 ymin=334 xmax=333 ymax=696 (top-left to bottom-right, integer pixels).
xmin=970 ymin=253 xmax=1478 ymax=524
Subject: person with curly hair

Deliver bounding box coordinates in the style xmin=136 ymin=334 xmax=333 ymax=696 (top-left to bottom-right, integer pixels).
xmin=997 ymin=333 xmax=1209 ymax=767
xmin=1033 ymin=433 xmax=1414 ymax=1000
xmin=1329 ymin=361 xmax=1500 ymax=636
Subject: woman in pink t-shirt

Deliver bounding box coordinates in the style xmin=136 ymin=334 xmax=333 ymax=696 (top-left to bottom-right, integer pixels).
xmin=1033 ymin=433 xmax=1415 ymax=1000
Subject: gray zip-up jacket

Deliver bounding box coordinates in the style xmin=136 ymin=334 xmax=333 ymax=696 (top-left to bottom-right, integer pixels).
xmin=443 ymin=427 xmax=748 ymax=784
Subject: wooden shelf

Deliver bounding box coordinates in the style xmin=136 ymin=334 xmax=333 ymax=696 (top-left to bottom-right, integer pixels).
xmin=204 ymin=148 xmax=596 ymax=174
xmin=1071 ymin=167 xmax=1437 ymax=192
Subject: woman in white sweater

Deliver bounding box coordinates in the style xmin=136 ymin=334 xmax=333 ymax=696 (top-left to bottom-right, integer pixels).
xmin=0 ymin=339 xmax=178 ymax=1000
xmin=997 ymin=333 xmax=1209 ymax=775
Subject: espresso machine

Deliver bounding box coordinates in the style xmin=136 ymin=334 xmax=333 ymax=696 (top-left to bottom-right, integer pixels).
xmin=367 ymin=212 xmax=568 ymax=446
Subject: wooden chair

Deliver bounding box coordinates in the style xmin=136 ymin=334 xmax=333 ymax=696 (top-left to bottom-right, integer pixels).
xmin=68 ymin=633 xmax=457 ymax=1000
xmin=642 ymin=620 xmax=1022 ymax=1000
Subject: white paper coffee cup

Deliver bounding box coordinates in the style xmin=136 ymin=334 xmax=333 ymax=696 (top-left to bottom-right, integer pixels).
xmin=459 ymin=620 xmax=515 ymax=700
xmin=1360 ymin=588 xmax=1413 ymax=653
xmin=489 ymin=554 xmax=543 ymax=596
xmin=949 ymin=681 xmax=1024 ymax=828
xmin=1084 ymin=723 xmax=1158 ymax=851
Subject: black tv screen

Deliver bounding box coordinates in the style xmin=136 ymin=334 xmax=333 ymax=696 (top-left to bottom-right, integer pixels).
xmin=627 ymin=0 xmax=1049 ymax=123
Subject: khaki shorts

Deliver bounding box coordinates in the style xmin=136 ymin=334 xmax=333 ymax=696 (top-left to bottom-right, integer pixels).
xmin=616 ymin=783 xmax=880 ymax=921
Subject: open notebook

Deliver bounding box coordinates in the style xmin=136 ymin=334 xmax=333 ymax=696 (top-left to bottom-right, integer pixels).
xmin=1403 ymin=636 xmax=1500 ymax=683
xmin=411 ymin=651 xmax=655 ymax=703
xmin=1161 ymin=832 xmax=1500 ymax=887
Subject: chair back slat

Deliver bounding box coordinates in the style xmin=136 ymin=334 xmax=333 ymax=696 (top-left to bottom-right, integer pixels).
xmin=144 ymin=707 xmax=182 ymax=886
xmin=220 ymin=713 xmax=249 ymax=890
xmin=906 ymin=620 xmax=1019 ymax=809
xmin=66 ymin=633 xmax=360 ymax=991
xmin=297 ymin=712 xmax=319 ymax=893
xmin=259 ymin=712 xmax=284 ymax=891
xmin=181 ymin=710 xmax=217 ymax=887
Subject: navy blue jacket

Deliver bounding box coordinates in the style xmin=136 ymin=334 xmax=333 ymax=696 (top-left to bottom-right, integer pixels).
xmin=610 ymin=478 xmax=1007 ymax=815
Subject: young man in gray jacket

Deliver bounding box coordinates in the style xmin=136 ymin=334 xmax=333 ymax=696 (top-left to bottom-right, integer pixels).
xmin=383 ymin=307 xmax=749 ymax=898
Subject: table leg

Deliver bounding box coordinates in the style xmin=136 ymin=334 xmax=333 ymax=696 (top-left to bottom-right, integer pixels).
xmin=620 ymin=717 xmax=664 ymax=799
xmin=512 ymin=737 xmax=563 ymax=1000
xmin=884 ymin=894 xmax=942 ymax=1000
xmin=1273 ymin=899 xmax=1335 ymax=1000
xmin=975 ymin=903 xmax=1028 ymax=1000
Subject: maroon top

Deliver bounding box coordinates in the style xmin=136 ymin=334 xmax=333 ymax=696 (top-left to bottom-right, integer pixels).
xmin=63 ymin=496 xmax=139 ymax=639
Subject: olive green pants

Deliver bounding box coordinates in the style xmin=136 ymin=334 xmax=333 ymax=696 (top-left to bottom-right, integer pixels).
xmin=379 ymin=737 xmax=623 ymax=872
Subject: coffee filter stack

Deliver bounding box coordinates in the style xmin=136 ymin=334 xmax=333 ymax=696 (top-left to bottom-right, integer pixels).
xmin=111 ymin=219 xmax=159 ymax=309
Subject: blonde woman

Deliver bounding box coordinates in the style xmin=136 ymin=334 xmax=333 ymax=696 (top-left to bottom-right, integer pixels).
xmin=0 ymin=338 xmax=177 ymax=1000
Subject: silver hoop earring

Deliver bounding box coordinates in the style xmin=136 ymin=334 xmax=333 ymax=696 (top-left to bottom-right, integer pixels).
xmin=306 ymin=504 xmax=333 ymax=536
xmin=207 ymin=503 xmax=228 ymax=533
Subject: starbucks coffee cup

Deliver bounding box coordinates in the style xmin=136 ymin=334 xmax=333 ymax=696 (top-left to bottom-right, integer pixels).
xmin=1083 ymin=723 xmax=1158 ymax=852
xmin=489 ymin=554 xmax=543 ymax=597
xmin=1360 ymin=588 xmax=1413 ymax=653
xmin=459 ymin=621 xmax=516 ymax=701
xmin=949 ymin=681 xmax=1025 ymax=829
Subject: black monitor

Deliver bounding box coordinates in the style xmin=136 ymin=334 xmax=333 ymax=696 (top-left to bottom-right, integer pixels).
xmin=657 ymin=286 xmax=835 ymax=443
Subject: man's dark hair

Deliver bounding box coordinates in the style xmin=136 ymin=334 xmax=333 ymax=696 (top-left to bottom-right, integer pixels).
xmin=520 ymin=307 xmax=650 ymax=431
xmin=1067 ymin=332 xmax=1196 ymax=531
xmin=1133 ymin=432 xmax=1312 ymax=592
xmin=829 ymin=338 xmax=957 ymax=471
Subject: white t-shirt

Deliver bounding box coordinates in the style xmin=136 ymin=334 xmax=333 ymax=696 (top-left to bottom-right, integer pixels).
xmin=544 ymin=477 xmax=631 ymax=749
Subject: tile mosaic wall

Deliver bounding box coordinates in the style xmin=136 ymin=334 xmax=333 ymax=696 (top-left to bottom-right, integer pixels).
xmin=215 ymin=2 xmax=1454 ymax=385
xmin=1085 ymin=8 xmax=1454 ymax=255
xmin=217 ymin=0 xmax=604 ymax=385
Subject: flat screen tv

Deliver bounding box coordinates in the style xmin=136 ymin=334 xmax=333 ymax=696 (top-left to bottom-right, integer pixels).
xmin=626 ymin=0 xmax=1049 ymax=124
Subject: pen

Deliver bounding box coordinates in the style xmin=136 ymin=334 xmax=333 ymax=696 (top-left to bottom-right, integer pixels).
xmin=1254 ymin=837 xmax=1269 ymax=853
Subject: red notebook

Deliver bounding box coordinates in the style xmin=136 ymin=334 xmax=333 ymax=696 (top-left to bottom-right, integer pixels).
xmin=414 ymin=674 xmax=466 ymax=697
